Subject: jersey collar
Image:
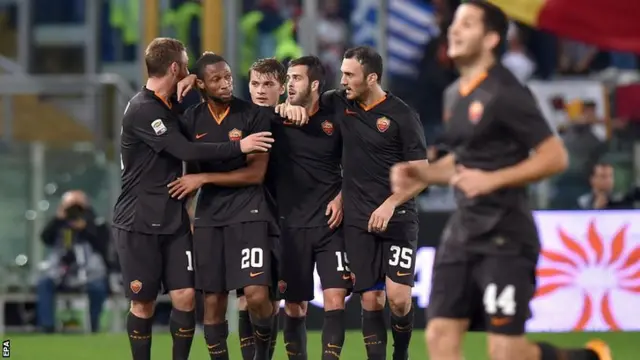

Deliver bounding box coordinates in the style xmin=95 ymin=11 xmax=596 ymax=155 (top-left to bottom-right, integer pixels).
xmin=142 ymin=86 xmax=173 ymax=109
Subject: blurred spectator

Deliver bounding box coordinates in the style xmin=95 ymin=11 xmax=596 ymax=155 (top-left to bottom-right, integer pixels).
xmin=561 ymin=100 xmax=607 ymax=142
xmin=577 ymin=163 xmax=636 ymax=209
xmin=502 ymin=22 xmax=535 ymax=84
xmin=559 ymin=38 xmax=598 ymax=75
xmin=256 ymin=0 xmax=284 ymax=59
xmin=317 ymin=0 xmax=348 ymax=87
xmin=36 ymin=190 xmax=110 ymax=333
xmin=281 ymin=0 xmax=302 ymax=21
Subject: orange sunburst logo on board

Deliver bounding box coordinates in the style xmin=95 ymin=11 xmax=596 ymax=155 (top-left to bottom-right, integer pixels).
xmin=535 ymin=220 xmax=640 ymax=330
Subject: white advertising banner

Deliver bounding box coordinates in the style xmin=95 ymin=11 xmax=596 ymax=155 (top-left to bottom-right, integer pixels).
xmin=528 ymin=210 xmax=640 ymax=331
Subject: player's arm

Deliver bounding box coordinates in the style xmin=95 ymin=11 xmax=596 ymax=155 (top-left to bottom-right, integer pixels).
xmin=203 ymin=109 xmax=271 ymax=186
xmin=275 ymin=89 xmax=340 ymax=125
xmin=197 ymin=153 xmax=269 ymax=187
xmin=168 ymin=154 xmax=268 ymax=199
xmin=131 ymin=109 xmax=272 ymax=161
xmin=416 ymin=154 xmax=456 ymax=185
xmin=168 ymin=111 xmax=271 ymax=199
xmin=320 ymin=89 xmax=339 ymax=108
xmin=490 ymin=88 xmax=568 ymax=188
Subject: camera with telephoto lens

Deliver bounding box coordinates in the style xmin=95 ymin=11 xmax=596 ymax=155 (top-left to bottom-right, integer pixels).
xmin=64 ymin=204 xmax=86 ymax=221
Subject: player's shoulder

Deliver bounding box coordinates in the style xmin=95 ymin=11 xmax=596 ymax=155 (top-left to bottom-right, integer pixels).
xmin=321 ymin=89 xmax=348 ymax=108
xmin=180 ymin=101 xmax=207 ymax=131
xmin=123 ymin=91 xmax=165 ymax=125
xmin=183 ymin=101 xmax=208 ymax=119
xmin=444 ymin=79 xmax=461 ymax=95
xmin=322 ymin=89 xmax=345 ymax=99
xmin=444 ymin=79 xmax=461 ymax=101
xmin=231 ymin=97 xmax=257 ymax=112
xmin=383 ymin=93 xmax=419 ymax=120
xmin=232 ymin=98 xmax=273 ymax=127
xmin=487 ymin=65 xmax=530 ymax=96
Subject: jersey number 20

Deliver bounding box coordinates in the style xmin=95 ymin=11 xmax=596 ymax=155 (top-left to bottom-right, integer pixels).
xmin=241 ymin=248 xmax=263 ymax=269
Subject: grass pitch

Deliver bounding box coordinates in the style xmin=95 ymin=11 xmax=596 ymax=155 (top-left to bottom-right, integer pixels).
xmin=4 ymin=330 xmax=636 ymax=359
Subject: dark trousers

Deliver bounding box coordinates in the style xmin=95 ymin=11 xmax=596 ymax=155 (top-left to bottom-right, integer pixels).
xmin=36 ymin=277 xmax=108 ymax=332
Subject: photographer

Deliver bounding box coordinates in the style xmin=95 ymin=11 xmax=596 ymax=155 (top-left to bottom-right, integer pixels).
xmin=36 ymin=190 xmax=110 ymax=333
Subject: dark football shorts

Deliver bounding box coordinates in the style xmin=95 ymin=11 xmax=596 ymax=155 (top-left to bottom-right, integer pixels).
xmin=344 ymin=221 xmax=419 ymax=293
xmin=193 ymin=221 xmax=276 ymax=293
xmin=427 ymin=239 xmax=538 ymax=336
xmin=113 ymin=227 xmax=194 ymax=301
xmin=279 ymin=226 xmax=352 ymax=302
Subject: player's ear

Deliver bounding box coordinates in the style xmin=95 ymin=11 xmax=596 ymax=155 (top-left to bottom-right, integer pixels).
xmin=279 ymin=85 xmax=286 ymax=96
xmin=196 ymin=78 xmax=205 ymax=91
xmin=170 ymin=62 xmax=179 ymax=76
xmin=366 ymin=72 xmax=378 ymax=86
xmin=311 ymin=79 xmax=319 ymax=93
xmin=484 ymin=31 xmax=500 ymax=53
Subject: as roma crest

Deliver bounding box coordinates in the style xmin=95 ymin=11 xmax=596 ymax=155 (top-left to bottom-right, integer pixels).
xmin=130 ymin=280 xmax=142 ymax=294
xmin=278 ymin=280 xmax=287 ymax=294
xmin=321 ymin=120 xmax=334 ymax=135
xmin=228 ymin=128 xmax=243 ymax=141
xmin=468 ymin=101 xmax=484 ymax=124
xmin=376 ymin=117 xmax=390 ymax=133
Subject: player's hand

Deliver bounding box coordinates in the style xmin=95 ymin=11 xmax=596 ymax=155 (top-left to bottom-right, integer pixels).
xmin=326 ymin=194 xmax=343 ymax=229
xmin=450 ymin=166 xmax=501 ymax=198
xmin=240 ymin=132 xmax=274 ymax=153
xmin=368 ymin=201 xmax=395 ymax=233
xmin=176 ymin=74 xmax=197 ymax=102
xmin=275 ymin=104 xmax=309 ymax=126
xmin=168 ymin=174 xmax=205 ymax=199
xmin=390 ymin=162 xmax=423 ymax=194
xmin=274 ymin=103 xmax=288 ymax=117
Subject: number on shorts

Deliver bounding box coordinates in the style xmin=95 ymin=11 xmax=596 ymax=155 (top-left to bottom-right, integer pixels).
xmin=388 ymin=246 xmax=413 ymax=269
xmin=241 ymin=248 xmax=263 ymax=269
xmin=335 ymin=251 xmax=350 ymax=272
xmin=483 ymin=283 xmax=516 ymax=316
xmin=185 ymin=251 xmax=194 ymax=271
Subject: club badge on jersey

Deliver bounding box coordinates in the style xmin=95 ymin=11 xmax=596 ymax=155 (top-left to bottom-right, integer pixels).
xmin=376 ymin=117 xmax=390 ymax=133
xmin=468 ymin=101 xmax=484 ymax=124
xmin=228 ymin=128 xmax=242 ymax=141
xmin=321 ymin=120 xmax=334 ymax=135
xmin=151 ymin=119 xmax=167 ymax=135
xmin=130 ymin=279 xmax=143 ymax=294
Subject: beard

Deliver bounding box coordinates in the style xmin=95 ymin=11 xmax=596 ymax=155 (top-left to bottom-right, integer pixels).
xmin=289 ymin=85 xmax=312 ymax=107
xmin=350 ymin=85 xmax=369 ymax=103
xmin=201 ymin=91 xmax=232 ymax=104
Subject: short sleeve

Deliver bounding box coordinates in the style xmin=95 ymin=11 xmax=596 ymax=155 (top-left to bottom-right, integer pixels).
xmin=443 ymin=81 xmax=459 ymax=121
xmin=248 ymin=108 xmax=271 ymax=134
xmin=400 ymin=110 xmax=428 ymax=161
xmin=500 ymin=86 xmax=555 ymax=149
xmin=320 ymin=90 xmax=342 ymax=110
xmin=130 ymin=109 xmax=181 ymax=153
